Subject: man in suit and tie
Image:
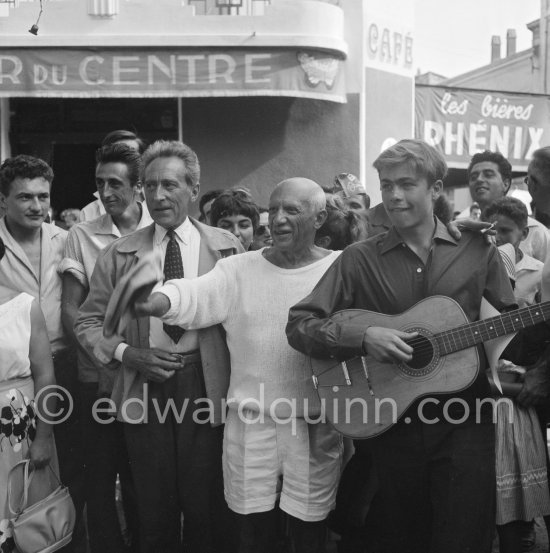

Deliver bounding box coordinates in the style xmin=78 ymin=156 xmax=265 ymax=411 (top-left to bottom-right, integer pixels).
xmin=75 ymin=140 xmax=243 ymax=553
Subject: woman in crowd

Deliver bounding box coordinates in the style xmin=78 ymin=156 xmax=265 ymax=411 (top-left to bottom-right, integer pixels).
xmin=250 ymin=207 xmax=272 ymax=250
xmin=210 ymin=188 xmax=260 ymax=251
xmin=0 ymin=237 xmax=59 ymax=552
xmin=315 ymin=194 xmax=359 ymax=250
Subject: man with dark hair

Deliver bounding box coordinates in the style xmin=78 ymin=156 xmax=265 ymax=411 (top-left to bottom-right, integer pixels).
xmin=0 ymin=153 xmax=67 ymax=358
xmin=469 ymin=202 xmax=481 ymax=220
xmin=75 ymin=140 xmax=243 ymax=553
xmin=485 ymin=196 xmax=542 ymax=308
xmin=0 ymin=154 xmax=81 ymax=505
xmin=80 ymin=130 xmax=148 ymax=222
xmin=464 ymin=150 xmax=550 ymax=264
xmin=468 ymin=150 xmax=513 ymax=189
xmin=102 ymin=129 xmax=148 ymax=155
xmin=59 ymin=142 xmax=152 ymax=553
xmin=286 ymin=139 xmax=516 ymax=553
xmin=198 ymin=188 xmax=224 ymax=224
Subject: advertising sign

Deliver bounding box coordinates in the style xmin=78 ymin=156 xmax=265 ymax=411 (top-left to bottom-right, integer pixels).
xmin=416 ymin=85 xmax=550 ymax=170
xmin=0 ymin=47 xmax=346 ymax=103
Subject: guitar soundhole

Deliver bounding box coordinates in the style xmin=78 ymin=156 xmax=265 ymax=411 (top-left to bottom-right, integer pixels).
xmin=408 ymin=335 xmax=434 ymax=370
xmin=399 ymin=330 xmax=439 ymax=377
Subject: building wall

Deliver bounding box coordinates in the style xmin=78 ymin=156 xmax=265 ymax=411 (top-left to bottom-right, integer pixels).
xmin=0 ymin=0 xmax=418 ymax=213
xmin=181 ymin=94 xmax=360 ymax=210
xmin=362 ymin=0 xmax=415 ymax=204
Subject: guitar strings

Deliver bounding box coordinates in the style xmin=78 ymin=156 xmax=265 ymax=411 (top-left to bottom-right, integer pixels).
xmin=403 ymin=305 xmax=550 ymax=357
xmin=317 ymin=304 xmax=550 ymax=368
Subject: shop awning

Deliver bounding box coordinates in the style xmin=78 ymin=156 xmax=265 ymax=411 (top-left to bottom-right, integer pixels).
xmin=415 ymin=85 xmax=550 ymax=171
xmin=0 ymin=47 xmax=346 ymax=103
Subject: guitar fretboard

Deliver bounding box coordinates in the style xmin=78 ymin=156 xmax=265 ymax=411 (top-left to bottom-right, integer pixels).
xmin=434 ymin=301 xmax=550 ymax=355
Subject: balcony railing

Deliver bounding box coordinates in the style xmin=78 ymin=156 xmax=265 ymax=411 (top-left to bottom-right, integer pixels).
xmin=0 ymin=0 xmax=347 ymax=58
xmin=1 ymin=0 xmax=339 ymax=18
xmin=188 ymin=0 xmax=340 ymax=17
xmin=189 ymin=0 xmax=269 ymax=16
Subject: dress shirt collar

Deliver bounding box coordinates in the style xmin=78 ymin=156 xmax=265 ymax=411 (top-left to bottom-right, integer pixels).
xmin=93 ymin=202 xmax=150 ymax=237
xmin=154 ymin=216 xmax=194 ymax=247
xmin=380 ymin=218 xmax=458 ymax=255
xmin=516 ymin=253 xmax=542 ymax=272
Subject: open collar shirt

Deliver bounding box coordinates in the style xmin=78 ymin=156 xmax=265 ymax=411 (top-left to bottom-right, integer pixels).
xmin=59 ymin=202 xmax=152 ymax=289
xmin=59 ymin=203 xmax=153 ymax=381
xmin=0 ymin=217 xmax=67 ymax=352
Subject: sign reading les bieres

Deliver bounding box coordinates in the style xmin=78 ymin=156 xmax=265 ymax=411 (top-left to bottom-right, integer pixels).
xmin=415 ymin=85 xmax=550 ymax=170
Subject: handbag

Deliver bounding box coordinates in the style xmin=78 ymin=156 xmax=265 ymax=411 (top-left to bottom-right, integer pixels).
xmin=7 ymin=459 xmax=76 ymax=553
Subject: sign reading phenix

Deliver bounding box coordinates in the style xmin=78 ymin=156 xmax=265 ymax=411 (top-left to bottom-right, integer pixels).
xmin=415 ymin=85 xmax=550 ymax=170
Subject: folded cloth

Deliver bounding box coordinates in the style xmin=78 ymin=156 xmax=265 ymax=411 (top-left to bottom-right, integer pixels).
xmin=103 ymin=250 xmax=163 ymax=339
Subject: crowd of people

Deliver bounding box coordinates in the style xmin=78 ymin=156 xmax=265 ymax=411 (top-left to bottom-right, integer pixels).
xmin=1 ymin=129 xmax=550 ymax=553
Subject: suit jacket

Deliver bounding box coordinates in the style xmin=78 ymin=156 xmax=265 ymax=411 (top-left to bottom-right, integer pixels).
xmin=75 ymin=218 xmax=243 ymax=425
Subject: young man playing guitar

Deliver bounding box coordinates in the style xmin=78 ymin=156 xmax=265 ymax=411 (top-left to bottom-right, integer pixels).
xmin=286 ymin=139 xmax=517 ymax=553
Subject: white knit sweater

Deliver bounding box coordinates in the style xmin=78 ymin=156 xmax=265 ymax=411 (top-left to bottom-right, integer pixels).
xmin=160 ymin=249 xmax=341 ymax=418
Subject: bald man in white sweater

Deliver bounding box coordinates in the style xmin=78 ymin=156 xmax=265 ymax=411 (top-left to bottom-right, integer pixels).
xmin=136 ymin=178 xmax=343 ymax=553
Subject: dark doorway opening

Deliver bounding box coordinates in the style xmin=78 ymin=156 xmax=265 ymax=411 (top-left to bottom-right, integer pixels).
xmin=51 ymin=144 xmax=97 ymax=213
xmin=9 ymin=97 xmax=179 ymax=213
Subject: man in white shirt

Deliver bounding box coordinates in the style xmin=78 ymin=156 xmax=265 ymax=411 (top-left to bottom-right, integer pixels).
xmin=75 ymin=140 xmax=243 ymax=553
xmin=60 ymin=143 xmax=152 ymax=553
xmin=134 ymin=177 xmax=344 ymax=553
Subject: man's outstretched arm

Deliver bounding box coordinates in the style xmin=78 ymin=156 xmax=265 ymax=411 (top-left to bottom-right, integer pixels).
xmin=135 ymin=256 xmax=235 ymax=330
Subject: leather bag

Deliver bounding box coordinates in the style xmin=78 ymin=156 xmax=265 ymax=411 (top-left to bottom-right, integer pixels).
xmin=7 ymin=459 xmax=75 ymax=553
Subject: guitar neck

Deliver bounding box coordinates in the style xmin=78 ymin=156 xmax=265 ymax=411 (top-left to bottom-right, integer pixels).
xmin=436 ymin=300 xmax=550 ymax=355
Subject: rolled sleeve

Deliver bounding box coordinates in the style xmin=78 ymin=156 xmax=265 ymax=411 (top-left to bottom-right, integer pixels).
xmin=58 ymin=257 xmax=88 ymax=288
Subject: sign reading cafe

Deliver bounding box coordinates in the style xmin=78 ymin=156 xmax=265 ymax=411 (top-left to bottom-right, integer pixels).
xmin=415 ymin=85 xmax=550 ymax=170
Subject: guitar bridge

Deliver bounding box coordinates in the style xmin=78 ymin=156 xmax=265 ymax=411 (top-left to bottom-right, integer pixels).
xmin=313 ymin=360 xmax=353 ymax=389
xmin=361 ymin=356 xmax=375 ymax=396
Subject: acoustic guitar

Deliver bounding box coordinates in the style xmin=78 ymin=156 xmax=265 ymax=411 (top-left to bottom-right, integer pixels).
xmin=309 ymin=295 xmax=550 ymax=439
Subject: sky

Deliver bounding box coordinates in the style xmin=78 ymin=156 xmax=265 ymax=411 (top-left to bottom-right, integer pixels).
xmin=414 ymin=0 xmax=541 ymax=78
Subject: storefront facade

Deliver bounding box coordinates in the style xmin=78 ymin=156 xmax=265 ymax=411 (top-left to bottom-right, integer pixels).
xmin=0 ymin=0 xmax=414 ymax=211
